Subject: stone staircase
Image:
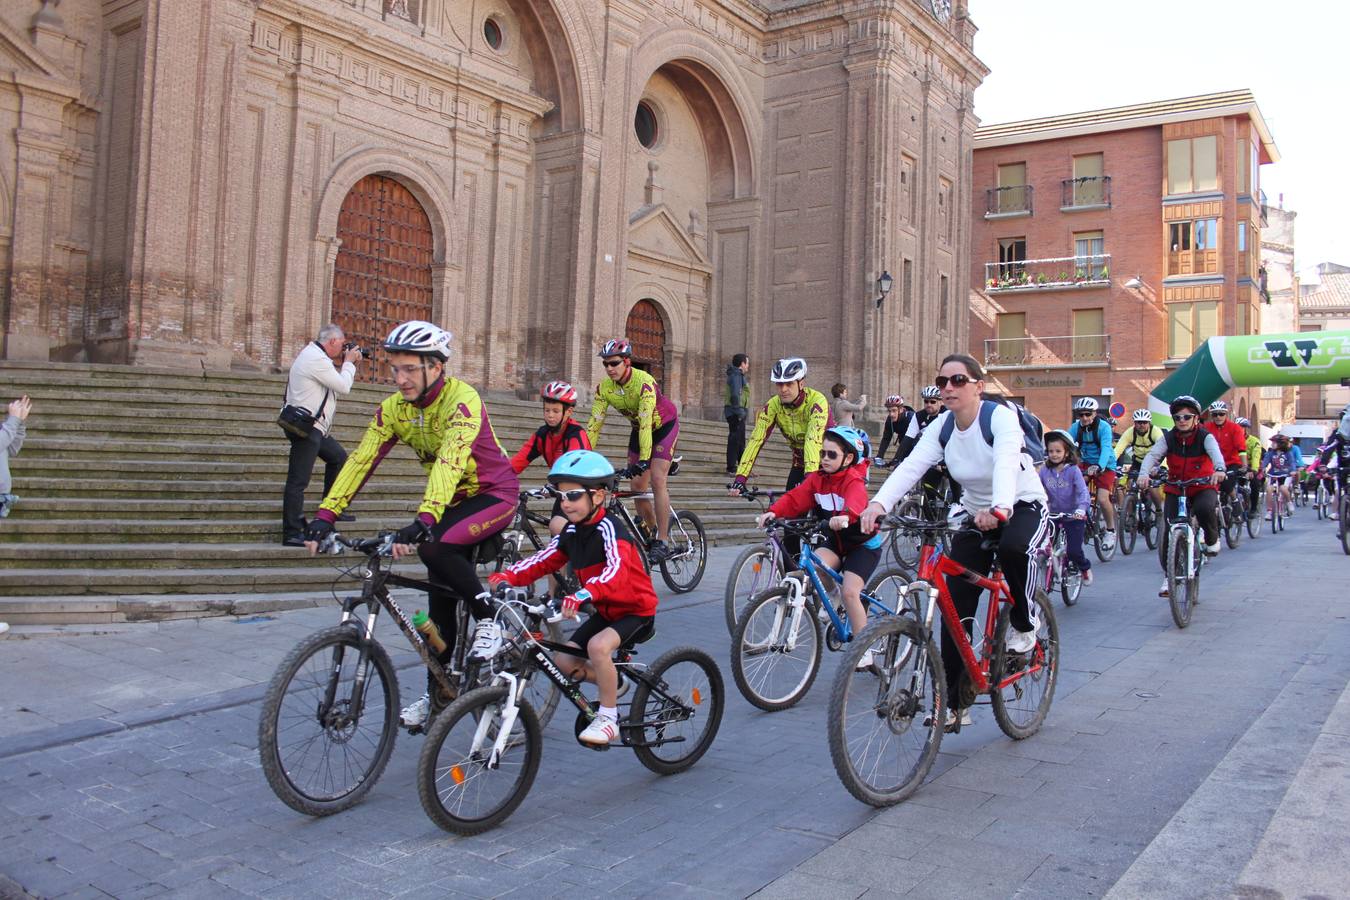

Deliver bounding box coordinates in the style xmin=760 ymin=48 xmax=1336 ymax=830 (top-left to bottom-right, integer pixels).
xmin=0 ymin=361 xmax=793 ymax=622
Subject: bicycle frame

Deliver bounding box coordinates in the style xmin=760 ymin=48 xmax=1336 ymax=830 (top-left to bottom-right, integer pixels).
xmin=775 ymin=526 xmax=898 ymax=646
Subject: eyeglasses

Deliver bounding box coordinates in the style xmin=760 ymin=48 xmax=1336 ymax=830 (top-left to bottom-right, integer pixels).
xmin=821 ymin=449 xmax=844 ymax=461
xmin=549 ymin=487 xmax=593 ymax=502
xmin=1077 ymin=412 xmax=1095 ymax=418
xmin=389 ymin=362 xmax=429 ymax=378
xmin=1174 ymin=413 xmax=1197 ymax=422
xmin=1211 ymin=412 xmax=1227 ymax=417
xmin=602 ymin=359 xmax=625 ymax=369
xmin=934 ymin=374 xmax=975 ymax=389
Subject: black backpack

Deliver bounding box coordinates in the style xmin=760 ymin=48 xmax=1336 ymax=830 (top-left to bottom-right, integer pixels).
xmin=939 ymin=399 xmax=1046 ymax=466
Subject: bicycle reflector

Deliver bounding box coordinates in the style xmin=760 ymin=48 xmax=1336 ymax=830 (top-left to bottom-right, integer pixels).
xmin=450 ymin=766 xmax=467 ymax=785
xmin=692 ymin=688 xmax=703 ymax=706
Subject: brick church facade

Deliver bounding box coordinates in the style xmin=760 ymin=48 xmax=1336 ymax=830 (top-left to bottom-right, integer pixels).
xmin=0 ymin=0 xmax=986 ymax=416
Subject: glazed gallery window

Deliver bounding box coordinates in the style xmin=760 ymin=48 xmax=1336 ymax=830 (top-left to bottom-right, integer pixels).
xmin=1168 ymin=218 xmax=1219 ymax=251
xmin=1168 ymin=300 xmax=1219 ymax=358
xmin=1167 ymin=135 xmax=1218 ymax=194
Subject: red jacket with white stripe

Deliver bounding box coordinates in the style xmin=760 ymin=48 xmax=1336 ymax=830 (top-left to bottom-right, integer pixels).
xmin=499 ymin=508 xmax=658 ymax=619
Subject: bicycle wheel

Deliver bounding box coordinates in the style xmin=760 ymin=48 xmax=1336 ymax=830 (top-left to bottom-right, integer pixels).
xmin=499 ymin=616 xmax=564 ymax=731
xmin=659 ymin=510 xmax=707 ymax=593
xmin=1224 ymin=499 xmax=1243 ymax=549
xmin=990 ymin=591 xmax=1059 ymax=740
xmin=258 ymin=626 xmax=399 ymax=816
xmin=1060 ymin=558 xmax=1082 ymax=607
xmin=1118 ymin=500 xmax=1137 ymax=556
xmin=1315 ymin=483 xmax=1327 ymax=520
xmin=629 ymin=646 xmax=725 ymax=775
xmin=1143 ymin=497 xmax=1161 ymax=550
xmin=888 ymin=498 xmax=924 ymax=569
xmin=1340 ymin=494 xmax=1349 ymax=556
xmin=864 ymin=567 xmax=915 ymax=619
xmin=1093 ymin=507 xmax=1116 ymax=562
xmin=724 ymin=544 xmax=780 ymax=635
xmin=1247 ymin=491 xmax=1264 ymax=539
xmin=827 ymin=617 xmax=944 ymax=807
xmin=417 ymin=685 xmax=541 ymax=835
xmin=1166 ymin=528 xmax=1194 ymax=628
xmin=731 ymin=587 xmax=822 ymax=711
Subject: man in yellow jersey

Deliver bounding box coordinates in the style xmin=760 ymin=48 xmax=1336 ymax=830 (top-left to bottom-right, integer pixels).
xmin=1239 ymin=417 xmax=1264 ymax=516
xmin=586 ymin=338 xmax=680 ymax=563
xmin=303 ymin=320 xmax=519 ymax=729
xmin=729 ymin=357 xmax=832 ymax=495
xmin=1115 ymin=408 xmax=1165 ymax=508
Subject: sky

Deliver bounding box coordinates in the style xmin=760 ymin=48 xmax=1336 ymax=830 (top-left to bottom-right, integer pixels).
xmin=967 ymin=0 xmax=1349 ymax=278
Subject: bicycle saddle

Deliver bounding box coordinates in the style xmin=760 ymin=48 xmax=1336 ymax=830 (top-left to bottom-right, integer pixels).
xmin=620 ymin=621 xmax=656 ymax=651
xmin=472 ymin=532 xmax=506 ymax=566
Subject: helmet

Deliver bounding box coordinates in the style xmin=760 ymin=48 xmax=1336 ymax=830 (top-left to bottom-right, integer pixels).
xmin=770 ymin=357 xmax=808 ymax=383
xmin=540 ymin=380 xmax=577 ymax=406
xmin=1209 ymin=400 xmax=1229 ymax=413
xmin=884 ymin=395 xmax=904 ymax=408
xmin=1044 ymin=428 xmax=1077 ymax=449
xmin=1073 ymin=397 xmax=1098 ymax=412
xmin=1169 ymin=394 xmax=1202 ymax=416
xmin=384 ymin=320 xmax=451 ymax=361
xmin=920 ymin=385 xmax=941 ymax=400
xmin=825 ymin=426 xmax=869 ymax=464
xmin=1236 ymin=417 xmax=1251 ymax=428
xmin=597 ymin=338 xmax=632 ymax=359
xmin=1132 ymin=409 xmax=1153 ymax=423
xmin=547 ymin=450 xmax=615 ymax=488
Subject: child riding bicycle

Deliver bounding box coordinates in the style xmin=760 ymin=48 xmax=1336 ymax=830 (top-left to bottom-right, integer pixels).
xmin=488 ymin=449 xmax=658 ymax=746
xmin=1040 ymin=430 xmax=1093 ymax=586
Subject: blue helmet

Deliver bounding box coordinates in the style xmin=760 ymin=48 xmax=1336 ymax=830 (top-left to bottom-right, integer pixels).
xmin=825 ymin=426 xmax=869 ymax=465
xmin=547 ymin=449 xmax=615 ymax=487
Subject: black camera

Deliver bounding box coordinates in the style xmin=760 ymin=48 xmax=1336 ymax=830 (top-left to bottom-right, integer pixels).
xmin=343 ymin=342 xmax=373 ymax=360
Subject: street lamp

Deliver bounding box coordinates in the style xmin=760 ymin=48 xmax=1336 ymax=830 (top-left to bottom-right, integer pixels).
xmin=875 ymin=270 xmax=893 ymax=309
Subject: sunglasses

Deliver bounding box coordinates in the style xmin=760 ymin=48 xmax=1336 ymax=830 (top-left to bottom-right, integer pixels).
xmin=549 ymin=487 xmax=594 ymax=502
xmin=924 ymin=399 xmax=940 ymax=404
xmin=1077 ymin=411 xmax=1095 ymax=418
xmin=821 ymin=449 xmax=844 ymax=461
xmin=602 ymin=359 xmax=625 ymax=368
xmin=1212 ymin=412 xmax=1227 ymax=417
xmin=934 ymin=374 xmax=975 ymax=389
xmin=1174 ymin=413 xmax=1197 ymax=422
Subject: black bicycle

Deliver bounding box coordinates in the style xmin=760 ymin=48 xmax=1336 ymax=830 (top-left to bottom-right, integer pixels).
xmin=1116 ymin=469 xmax=1160 ymax=556
xmin=498 ymin=488 xmax=581 ymax=597
xmin=257 ymin=532 xmax=563 ymax=817
xmin=417 ymin=589 xmax=725 ymax=834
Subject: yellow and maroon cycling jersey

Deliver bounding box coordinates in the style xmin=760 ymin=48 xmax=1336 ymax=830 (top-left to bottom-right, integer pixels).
xmin=586 ymin=367 xmax=678 ymax=462
xmin=733 ymin=387 xmax=832 ymax=481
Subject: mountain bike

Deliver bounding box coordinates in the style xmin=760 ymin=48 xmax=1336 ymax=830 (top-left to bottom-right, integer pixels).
xmin=1040 ymin=513 xmax=1083 ymax=607
xmin=257 ymin=531 xmax=563 ymax=817
xmin=416 ymin=589 xmax=724 ymax=834
xmin=730 ymin=519 xmax=910 ymax=712
xmin=1115 ymin=470 xmax=1160 ymax=556
xmin=723 ymin=487 xmax=788 ymax=634
xmin=886 ymin=477 xmax=953 ymax=571
xmin=1084 ymin=475 xmax=1116 ymax=562
xmin=1219 ymin=467 xmax=1249 ymax=550
xmin=1313 ymin=472 xmax=1334 ymax=521
xmin=827 ymin=514 xmax=1058 ymax=807
xmin=1161 ymin=477 xmax=1216 ymax=628
xmin=1267 ymin=475 xmax=1292 ymax=534
xmin=609 ymin=485 xmax=707 ymax=593
xmin=1245 ymin=474 xmax=1265 ymax=538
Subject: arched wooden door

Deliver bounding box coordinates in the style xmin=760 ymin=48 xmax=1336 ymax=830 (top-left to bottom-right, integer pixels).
xmin=626 ymin=300 xmax=666 ymax=387
xmin=331 ymin=174 xmax=434 ymax=383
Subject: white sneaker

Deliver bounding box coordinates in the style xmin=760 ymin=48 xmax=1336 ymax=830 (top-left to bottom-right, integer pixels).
xmin=471 ymin=620 xmax=503 ymax=659
xmin=1081 ymin=569 xmax=1094 ymax=586
xmin=1159 ymin=579 xmax=1170 ymax=598
xmin=924 ymin=708 xmax=973 ymax=730
xmin=401 ymin=693 xmax=431 ymax=728
xmin=1265 ymin=512 xmax=1273 ymax=521
xmin=1203 ymin=541 xmax=1220 ymax=556
xmin=578 ymin=714 xmax=619 ymax=745
xmin=1102 ymin=532 xmax=1116 ymax=550
xmin=1005 ymin=624 xmax=1037 ymax=655
xmin=855 ymin=648 xmax=876 ymax=671
xmin=0 ymin=622 xmax=9 ymax=636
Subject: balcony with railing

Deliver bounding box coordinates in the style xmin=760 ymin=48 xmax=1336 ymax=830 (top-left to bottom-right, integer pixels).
xmin=985 ymin=185 xmax=1033 ymax=218
xmin=1061 ymin=176 xmax=1112 ymax=210
xmin=984 ymin=334 xmax=1112 ymax=370
xmin=983 ymin=254 xmax=1111 ymax=293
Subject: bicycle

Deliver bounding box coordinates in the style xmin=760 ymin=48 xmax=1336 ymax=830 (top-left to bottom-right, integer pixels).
xmin=498 ymin=488 xmax=581 ymax=597
xmin=607 ymin=484 xmax=707 ymax=593
xmin=887 ymin=477 xmax=953 ymax=570
xmin=1161 ymin=476 xmax=1217 ymax=628
xmin=730 ymin=518 xmax=911 ymax=712
xmin=1313 ymin=472 xmax=1334 ymax=521
xmin=257 ymin=531 xmax=564 ymax=817
xmin=1115 ymin=469 xmax=1160 ymax=556
xmin=1040 ymin=513 xmax=1084 ymax=607
xmin=723 ymin=486 xmax=789 ymax=635
xmin=1084 ymin=475 xmax=1116 ymax=562
xmin=416 ymin=588 xmax=724 ymax=834
xmin=1219 ymin=467 xmax=1249 ymax=550
xmin=827 ymin=514 xmax=1058 ymax=807
xmin=1244 ymin=473 xmax=1265 ymax=539
xmin=1266 ymin=475 xmax=1293 ymax=534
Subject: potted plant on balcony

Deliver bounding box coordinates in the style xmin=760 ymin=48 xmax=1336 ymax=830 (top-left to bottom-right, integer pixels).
xmin=1035 ymin=273 xmax=1048 ymax=285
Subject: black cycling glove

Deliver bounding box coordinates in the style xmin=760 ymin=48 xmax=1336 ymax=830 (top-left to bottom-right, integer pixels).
xmin=304 ymin=518 xmax=334 ymax=543
xmin=394 ymin=519 xmax=433 ymax=546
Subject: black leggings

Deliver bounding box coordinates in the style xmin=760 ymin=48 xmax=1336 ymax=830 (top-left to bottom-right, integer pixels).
xmin=943 ymin=501 xmax=1048 ymax=711
xmin=1159 ymin=490 xmax=1219 ymax=569
xmin=416 ymin=494 xmax=515 ymax=655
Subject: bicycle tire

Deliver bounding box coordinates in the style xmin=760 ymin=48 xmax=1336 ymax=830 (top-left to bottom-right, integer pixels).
xmin=731 ymin=587 xmax=822 ymax=711
xmin=864 ymin=567 xmax=915 ymax=618
xmin=724 ymin=544 xmax=781 ymax=635
xmin=1060 ymin=560 xmax=1082 ymax=607
xmin=417 ymin=685 xmax=541 ymax=835
xmin=1340 ymin=495 xmax=1349 ymax=556
xmin=1092 ymin=508 xmax=1116 ymax=562
xmin=1224 ymin=499 xmax=1243 ymax=550
xmin=1247 ymin=492 xmax=1264 ymax=539
xmin=1315 ymin=483 xmax=1327 ymax=520
xmin=1167 ymin=528 xmax=1194 ymax=628
xmin=258 ymin=625 xmax=399 ymax=816
xmin=990 ymin=591 xmax=1059 ymax=740
xmin=659 ymin=510 xmax=708 ymax=593
xmin=889 ymin=498 xmax=924 ymax=570
xmin=1119 ymin=501 xmax=1137 ymax=556
xmin=826 ymin=617 xmax=944 ymax=807
xmin=1143 ymin=497 xmax=1160 ymax=550
xmin=629 ymin=646 xmax=725 ymax=775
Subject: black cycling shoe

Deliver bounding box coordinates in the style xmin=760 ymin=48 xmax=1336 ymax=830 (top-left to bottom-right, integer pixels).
xmin=281 ymin=536 xmax=307 ymax=547
xmin=647 ymin=540 xmax=674 ymax=564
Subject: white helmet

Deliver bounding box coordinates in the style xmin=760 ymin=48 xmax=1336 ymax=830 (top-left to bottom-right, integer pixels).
xmin=1209 ymin=400 xmax=1229 ymax=413
xmin=770 ymin=357 xmax=808 ymax=383
xmin=384 ymin=320 xmax=451 ymax=361
xmin=920 ymin=385 xmax=942 ymax=400
xmin=1132 ymin=409 xmax=1153 ymax=423
xmin=1073 ymin=397 xmax=1098 ymax=412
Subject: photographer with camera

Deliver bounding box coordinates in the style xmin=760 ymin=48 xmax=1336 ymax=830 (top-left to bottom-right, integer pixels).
xmin=280 ymin=324 xmax=363 ymax=546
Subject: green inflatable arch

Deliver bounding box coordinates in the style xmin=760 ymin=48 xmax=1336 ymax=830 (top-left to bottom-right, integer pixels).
xmin=1149 ymin=330 xmax=1350 ymax=425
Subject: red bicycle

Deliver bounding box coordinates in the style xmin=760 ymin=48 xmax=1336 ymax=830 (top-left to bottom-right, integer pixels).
xmin=827 ymin=514 xmax=1059 ymax=806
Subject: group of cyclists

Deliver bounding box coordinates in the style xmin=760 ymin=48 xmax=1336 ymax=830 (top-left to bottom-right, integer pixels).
xmin=295 ymin=316 xmax=1350 ymax=746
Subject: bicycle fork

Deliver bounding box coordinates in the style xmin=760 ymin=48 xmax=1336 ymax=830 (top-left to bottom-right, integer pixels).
xmin=477 ymin=672 xmax=523 ymax=770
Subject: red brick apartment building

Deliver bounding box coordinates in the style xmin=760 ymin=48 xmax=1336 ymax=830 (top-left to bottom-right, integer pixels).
xmin=967 ymin=91 xmax=1279 ymax=427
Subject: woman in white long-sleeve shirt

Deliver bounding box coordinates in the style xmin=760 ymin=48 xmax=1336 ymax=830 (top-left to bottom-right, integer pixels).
xmin=862 ymin=354 xmax=1049 ymax=728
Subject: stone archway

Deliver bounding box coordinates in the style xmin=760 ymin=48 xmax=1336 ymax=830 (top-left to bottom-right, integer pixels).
xmin=626 ymin=299 xmax=667 ymax=387
xmin=331 ymin=174 xmax=434 ymax=383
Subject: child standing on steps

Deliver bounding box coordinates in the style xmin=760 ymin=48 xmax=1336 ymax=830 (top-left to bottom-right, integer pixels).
xmin=1040 ymin=430 xmax=1093 ymax=586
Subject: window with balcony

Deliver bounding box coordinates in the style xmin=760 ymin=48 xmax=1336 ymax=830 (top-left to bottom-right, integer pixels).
xmin=994 ymin=312 xmax=1027 ymax=365
xmin=1167 ymin=135 xmax=1218 ymax=194
xmin=1072 ymin=308 xmax=1106 ymax=362
xmin=998 ymin=237 xmax=1027 ymax=279
xmin=1074 ymin=230 xmax=1105 ymax=274
xmin=1064 ymin=154 xmax=1110 ymax=208
xmin=1168 ymin=300 xmax=1219 ymax=358
xmin=988 ymin=163 xmax=1031 ymax=216
xmin=1168 ymin=218 xmax=1220 ymax=276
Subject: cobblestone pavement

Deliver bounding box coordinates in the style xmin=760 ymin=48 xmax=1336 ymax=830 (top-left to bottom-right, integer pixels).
xmin=3 ymin=514 xmax=1349 ymax=899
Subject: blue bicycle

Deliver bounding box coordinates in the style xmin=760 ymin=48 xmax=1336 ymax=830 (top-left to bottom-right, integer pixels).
xmin=731 ymin=518 xmax=910 ymax=711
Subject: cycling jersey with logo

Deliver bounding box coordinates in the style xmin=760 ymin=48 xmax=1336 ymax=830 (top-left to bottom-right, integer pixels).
xmin=586 ymin=368 xmax=678 ymax=462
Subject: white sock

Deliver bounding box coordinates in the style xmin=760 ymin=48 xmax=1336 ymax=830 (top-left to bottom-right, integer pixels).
xmin=598 ymin=705 xmax=618 ymax=722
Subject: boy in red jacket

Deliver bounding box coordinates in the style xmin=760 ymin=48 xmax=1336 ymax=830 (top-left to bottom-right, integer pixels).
xmin=489 ymin=449 xmax=656 ymax=746
xmin=757 ymin=426 xmax=883 ymax=668
xmin=509 ymin=381 xmax=592 ymax=537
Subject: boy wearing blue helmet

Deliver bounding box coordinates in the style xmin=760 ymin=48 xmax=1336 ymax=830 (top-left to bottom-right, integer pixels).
xmin=756 ymin=426 xmax=883 ymax=668
xmin=489 ymin=449 xmax=659 ymax=745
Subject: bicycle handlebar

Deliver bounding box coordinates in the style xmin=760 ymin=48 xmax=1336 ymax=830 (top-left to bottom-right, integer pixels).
xmin=1163 ymin=476 xmax=1217 ymax=489
xmin=518 ymin=487 xmax=554 ymax=502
